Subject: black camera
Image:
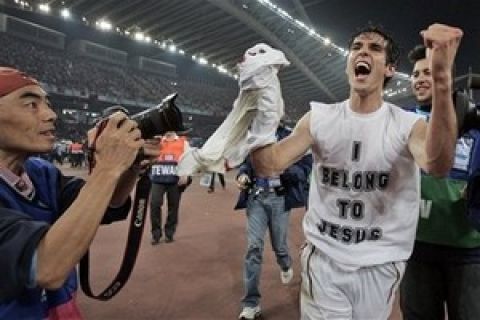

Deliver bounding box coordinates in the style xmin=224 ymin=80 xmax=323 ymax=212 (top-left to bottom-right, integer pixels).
xmin=130 ymin=93 xmax=188 ymax=138
xmin=455 ymin=74 xmax=480 ymax=137
xmin=89 ymin=93 xmax=188 ymax=170
xmin=101 ymin=92 xmax=188 ymax=138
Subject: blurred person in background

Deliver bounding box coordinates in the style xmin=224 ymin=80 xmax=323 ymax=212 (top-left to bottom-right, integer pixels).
xmin=149 ymin=131 xmax=191 ymax=244
xmin=236 ymin=123 xmax=312 ymax=320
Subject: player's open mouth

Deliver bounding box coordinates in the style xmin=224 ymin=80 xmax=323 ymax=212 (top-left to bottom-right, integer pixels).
xmin=354 ymin=61 xmax=371 ymax=80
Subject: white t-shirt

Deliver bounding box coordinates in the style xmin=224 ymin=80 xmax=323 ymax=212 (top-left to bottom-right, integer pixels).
xmin=304 ymin=99 xmax=422 ymax=269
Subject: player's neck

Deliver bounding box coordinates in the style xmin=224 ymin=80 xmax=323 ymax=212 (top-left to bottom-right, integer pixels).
xmin=349 ymin=90 xmax=383 ymax=113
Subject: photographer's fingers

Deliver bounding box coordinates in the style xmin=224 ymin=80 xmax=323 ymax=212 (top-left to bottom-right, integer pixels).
xmin=106 ymin=112 xmax=140 ymax=136
xmin=93 ymin=114 xmax=145 ymax=173
xmin=105 ymin=111 xmax=129 ymax=129
xmin=236 ymin=174 xmax=250 ymax=189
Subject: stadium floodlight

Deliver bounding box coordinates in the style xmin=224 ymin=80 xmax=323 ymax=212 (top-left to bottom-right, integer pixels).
xmin=397 ymin=72 xmax=410 ymax=80
xmin=254 ymin=0 xmax=412 ymax=97
xmin=38 ymin=3 xmax=50 ymax=13
xmin=60 ymin=8 xmax=70 ymax=19
xmin=134 ymin=32 xmax=145 ymax=41
xmin=217 ymin=65 xmax=228 ymax=74
xmin=338 ymin=48 xmax=349 ymax=57
xmin=96 ymin=20 xmax=112 ymax=31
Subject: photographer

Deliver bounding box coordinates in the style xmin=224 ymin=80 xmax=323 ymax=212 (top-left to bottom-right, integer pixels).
xmin=0 ymin=67 xmax=160 ymax=319
xmin=400 ymin=46 xmax=480 ymax=319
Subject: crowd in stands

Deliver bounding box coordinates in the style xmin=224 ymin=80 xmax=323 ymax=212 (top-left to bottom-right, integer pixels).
xmin=0 ymin=33 xmax=239 ymax=115
xmin=0 ymin=33 xmax=311 ymax=119
xmin=0 ymin=30 xmax=315 ymax=174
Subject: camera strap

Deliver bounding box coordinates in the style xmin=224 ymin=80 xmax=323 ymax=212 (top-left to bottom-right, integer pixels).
xmin=79 ymin=172 xmax=151 ymax=300
xmin=87 ymin=119 xmax=109 ymax=174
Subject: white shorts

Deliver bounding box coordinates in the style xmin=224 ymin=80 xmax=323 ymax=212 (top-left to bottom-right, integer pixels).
xmin=300 ymin=242 xmax=405 ymax=320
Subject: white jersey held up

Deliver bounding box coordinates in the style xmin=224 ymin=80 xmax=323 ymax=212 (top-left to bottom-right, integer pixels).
xmin=304 ymin=99 xmax=423 ymax=269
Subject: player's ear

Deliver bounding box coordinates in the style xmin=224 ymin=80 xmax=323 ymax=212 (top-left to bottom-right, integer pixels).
xmin=385 ymin=64 xmax=395 ymax=78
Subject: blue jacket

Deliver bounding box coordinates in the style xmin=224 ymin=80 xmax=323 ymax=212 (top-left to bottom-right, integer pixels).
xmin=0 ymin=158 xmax=130 ymax=319
xmin=234 ymin=126 xmax=312 ymax=211
xmin=415 ymin=104 xmax=480 ymax=231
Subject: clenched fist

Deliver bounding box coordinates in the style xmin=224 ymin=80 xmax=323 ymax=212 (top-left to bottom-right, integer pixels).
xmin=421 ymin=23 xmax=463 ymax=79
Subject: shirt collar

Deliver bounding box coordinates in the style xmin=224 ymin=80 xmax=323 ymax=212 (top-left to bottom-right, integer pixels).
xmin=0 ymin=166 xmax=35 ymax=200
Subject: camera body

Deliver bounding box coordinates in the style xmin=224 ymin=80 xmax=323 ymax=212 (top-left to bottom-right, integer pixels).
xmin=89 ymin=93 xmax=188 ymax=169
xmin=130 ymin=93 xmax=188 ymax=138
xmin=102 ymin=93 xmax=187 ymax=138
xmin=455 ymin=74 xmax=480 ymax=137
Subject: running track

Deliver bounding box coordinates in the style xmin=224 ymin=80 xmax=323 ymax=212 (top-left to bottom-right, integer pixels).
xmin=64 ymin=168 xmax=402 ymax=319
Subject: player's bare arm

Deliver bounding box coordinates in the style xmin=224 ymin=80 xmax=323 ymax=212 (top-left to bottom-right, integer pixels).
xmin=408 ymin=24 xmax=463 ymax=176
xmin=252 ymin=112 xmax=314 ymax=176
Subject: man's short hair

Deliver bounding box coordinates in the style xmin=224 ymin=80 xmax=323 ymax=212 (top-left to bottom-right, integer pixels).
xmin=408 ymin=44 xmax=456 ymax=81
xmin=348 ymin=25 xmax=400 ymax=87
xmin=348 ymin=24 xmax=400 ymax=67
xmin=408 ymin=45 xmax=427 ymax=64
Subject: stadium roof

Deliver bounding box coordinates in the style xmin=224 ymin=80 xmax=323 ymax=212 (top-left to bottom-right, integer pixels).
xmin=11 ymin=0 xmax=480 ymax=105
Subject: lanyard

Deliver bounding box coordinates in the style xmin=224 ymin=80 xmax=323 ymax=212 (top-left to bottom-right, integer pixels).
xmin=79 ymin=172 xmax=151 ymax=300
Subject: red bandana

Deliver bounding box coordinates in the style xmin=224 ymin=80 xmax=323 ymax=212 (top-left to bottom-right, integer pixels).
xmin=0 ymin=67 xmax=39 ymax=97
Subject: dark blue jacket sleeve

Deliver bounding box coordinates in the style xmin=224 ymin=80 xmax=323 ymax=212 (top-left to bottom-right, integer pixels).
xmin=237 ymin=157 xmax=254 ymax=179
xmin=58 ymin=175 xmax=131 ymax=224
xmin=467 ymin=169 xmax=480 ymax=230
xmin=465 ymin=130 xmax=480 ymax=230
xmin=234 ymin=157 xmax=254 ymax=210
xmin=282 ymin=153 xmax=313 ymax=210
xmin=0 ymin=208 xmax=49 ymax=301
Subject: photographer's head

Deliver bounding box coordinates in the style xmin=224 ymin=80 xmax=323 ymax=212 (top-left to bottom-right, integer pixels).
xmin=409 ymin=45 xmax=433 ymax=105
xmin=409 ymin=44 xmax=456 ymax=105
xmin=0 ymin=67 xmax=57 ymax=161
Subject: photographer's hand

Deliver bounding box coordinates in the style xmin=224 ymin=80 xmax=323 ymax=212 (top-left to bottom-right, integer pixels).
xmin=36 ymin=112 xmax=145 ymax=289
xmin=93 ymin=112 xmax=144 ymax=175
xmin=236 ymin=174 xmax=251 ymax=190
xmin=90 ymin=112 xmax=152 ymax=207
